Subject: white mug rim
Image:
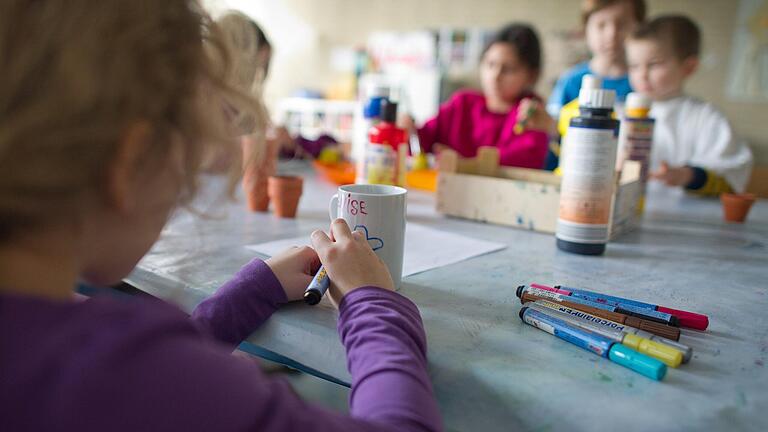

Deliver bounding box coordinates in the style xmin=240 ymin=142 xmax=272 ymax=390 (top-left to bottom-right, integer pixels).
xmin=338 ymin=184 xmax=407 ymax=197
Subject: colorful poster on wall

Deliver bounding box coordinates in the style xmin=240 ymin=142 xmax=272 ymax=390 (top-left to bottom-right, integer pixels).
xmin=727 ymin=0 xmax=768 ymax=101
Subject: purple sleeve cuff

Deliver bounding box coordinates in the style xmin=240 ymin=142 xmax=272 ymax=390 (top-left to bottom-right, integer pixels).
xmin=191 ymin=259 xmax=287 ymax=347
xmin=336 ymin=287 xmax=443 ymax=431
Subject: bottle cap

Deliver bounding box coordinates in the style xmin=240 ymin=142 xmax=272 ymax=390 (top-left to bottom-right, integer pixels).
xmin=609 ymin=344 xmax=667 ymax=380
xmin=369 ymin=83 xmax=389 ymax=98
xmin=626 ymin=92 xmax=651 ymax=110
xmin=578 ymin=74 xmax=615 ymax=109
xmin=364 ymin=95 xmax=386 ymax=119
xmin=625 ymin=93 xmax=651 ymax=117
xmin=380 ymin=99 xmax=398 ymax=123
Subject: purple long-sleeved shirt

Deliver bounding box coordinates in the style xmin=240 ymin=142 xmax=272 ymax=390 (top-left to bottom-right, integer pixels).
xmin=418 ymin=90 xmax=548 ymax=169
xmin=0 ymin=259 xmax=443 ymax=431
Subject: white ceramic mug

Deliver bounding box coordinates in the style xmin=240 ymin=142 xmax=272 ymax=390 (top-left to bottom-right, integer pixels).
xmin=329 ymin=184 xmax=407 ymax=288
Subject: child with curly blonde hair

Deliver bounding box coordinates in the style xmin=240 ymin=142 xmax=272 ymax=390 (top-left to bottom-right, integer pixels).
xmin=0 ymin=2 xmax=441 ymax=431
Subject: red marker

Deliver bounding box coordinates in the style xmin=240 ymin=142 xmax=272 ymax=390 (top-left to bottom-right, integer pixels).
xmin=555 ymin=285 xmax=709 ymax=331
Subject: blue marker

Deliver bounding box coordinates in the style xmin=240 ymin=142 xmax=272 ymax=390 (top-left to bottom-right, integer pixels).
xmin=555 ymin=285 xmax=656 ymax=311
xmin=519 ymin=306 xmax=667 ymax=380
xmin=557 ymin=288 xmax=680 ymax=327
xmin=532 ymin=300 xmax=693 ymax=363
xmin=304 ymin=266 xmax=330 ymax=305
xmin=521 ymin=286 xmax=678 ymax=327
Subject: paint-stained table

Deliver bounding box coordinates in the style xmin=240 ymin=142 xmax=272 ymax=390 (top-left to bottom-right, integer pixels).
xmin=127 ymin=161 xmax=768 ymax=432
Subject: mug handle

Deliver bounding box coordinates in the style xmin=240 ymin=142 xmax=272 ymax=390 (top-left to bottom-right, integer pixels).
xmin=329 ymin=193 xmax=339 ymax=221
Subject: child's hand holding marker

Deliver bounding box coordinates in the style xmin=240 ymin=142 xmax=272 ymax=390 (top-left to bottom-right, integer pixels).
xmin=514 ymin=98 xmax=556 ymax=135
xmin=265 ymin=246 xmax=322 ymax=301
xmin=309 ymin=219 xmax=394 ymax=307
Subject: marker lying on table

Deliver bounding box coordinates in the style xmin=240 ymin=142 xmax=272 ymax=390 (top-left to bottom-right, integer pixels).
xmin=516 ymin=285 xmax=681 ymax=341
xmin=520 ymin=285 xmax=679 ymax=326
xmin=555 ymin=284 xmax=709 ymax=330
xmin=527 ymin=301 xmax=683 ymax=367
xmin=304 ymin=266 xmax=330 ymax=305
xmin=519 ymin=306 xmax=667 ymax=380
xmin=532 ymin=299 xmax=692 ymax=363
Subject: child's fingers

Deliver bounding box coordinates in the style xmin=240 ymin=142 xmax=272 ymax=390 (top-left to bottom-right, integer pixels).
xmin=310 ymin=229 xmax=332 ymax=252
xmin=351 ymin=230 xmax=366 ymax=243
xmin=649 ymin=162 xmax=669 ymax=180
xmin=330 ymin=218 xmax=353 ymax=242
xmin=433 ymin=143 xmax=449 ymax=155
xmin=293 ymin=245 xmax=321 ymax=275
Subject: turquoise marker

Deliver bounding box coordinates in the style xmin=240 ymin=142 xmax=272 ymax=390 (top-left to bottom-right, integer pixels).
xmin=532 ymin=299 xmax=693 ymax=363
xmin=304 ymin=266 xmax=330 ymax=305
xmin=527 ymin=302 xmax=684 ymax=367
xmin=519 ymin=306 xmax=667 ymax=380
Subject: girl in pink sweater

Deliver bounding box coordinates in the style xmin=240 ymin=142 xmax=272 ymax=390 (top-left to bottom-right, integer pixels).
xmin=412 ymin=23 xmax=552 ymax=169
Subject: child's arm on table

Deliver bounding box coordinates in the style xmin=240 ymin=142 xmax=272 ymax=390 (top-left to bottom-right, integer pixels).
xmin=651 ymin=162 xmax=733 ymax=196
xmin=190 ymin=247 xmax=319 ymax=347
xmin=143 ymin=219 xmax=442 ymax=431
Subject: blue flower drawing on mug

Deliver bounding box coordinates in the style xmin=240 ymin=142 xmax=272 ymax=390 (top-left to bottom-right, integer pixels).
xmin=354 ymin=225 xmax=384 ymax=251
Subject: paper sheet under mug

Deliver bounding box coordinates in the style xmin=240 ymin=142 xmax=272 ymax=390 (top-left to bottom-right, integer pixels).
xmin=245 ymin=223 xmax=506 ymax=278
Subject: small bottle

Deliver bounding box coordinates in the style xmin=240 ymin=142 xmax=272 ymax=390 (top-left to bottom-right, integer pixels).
xmin=365 ymin=99 xmax=408 ymax=186
xmin=556 ymin=75 xmax=619 ymax=256
xmin=617 ymin=92 xmax=654 ymax=213
xmin=355 ymin=84 xmax=389 ymax=183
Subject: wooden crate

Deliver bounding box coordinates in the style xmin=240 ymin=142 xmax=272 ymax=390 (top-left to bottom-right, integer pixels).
xmin=436 ymin=147 xmax=642 ymax=238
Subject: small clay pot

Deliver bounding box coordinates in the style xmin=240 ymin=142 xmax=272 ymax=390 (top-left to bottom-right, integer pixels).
xmin=244 ymin=176 xmax=270 ymax=212
xmin=241 ymin=134 xmax=278 ymax=213
xmin=268 ymin=175 xmax=303 ymax=218
xmin=720 ymin=193 xmax=756 ymax=223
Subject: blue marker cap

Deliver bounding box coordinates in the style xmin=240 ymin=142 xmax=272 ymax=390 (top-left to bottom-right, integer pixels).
xmin=609 ymin=344 xmax=667 ymax=381
xmin=304 ymin=266 xmax=330 ymax=305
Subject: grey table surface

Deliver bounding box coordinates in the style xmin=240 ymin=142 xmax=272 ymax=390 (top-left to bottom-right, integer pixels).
xmin=127 ymin=161 xmax=768 ymax=432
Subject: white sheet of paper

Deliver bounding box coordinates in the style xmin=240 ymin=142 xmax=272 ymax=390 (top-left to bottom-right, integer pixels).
xmin=245 ymin=223 xmax=506 ymax=277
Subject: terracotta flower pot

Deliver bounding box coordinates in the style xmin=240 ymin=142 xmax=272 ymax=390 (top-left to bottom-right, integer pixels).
xmin=241 ymin=134 xmax=278 ymax=212
xmin=268 ymin=175 xmax=303 ymax=218
xmin=720 ymin=193 xmax=756 ymax=223
xmin=244 ymin=176 xmax=270 ymax=212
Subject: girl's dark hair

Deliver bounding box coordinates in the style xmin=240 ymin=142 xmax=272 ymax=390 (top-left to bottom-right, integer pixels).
xmin=482 ymin=23 xmax=542 ymax=73
xmin=582 ymin=0 xmax=646 ymax=26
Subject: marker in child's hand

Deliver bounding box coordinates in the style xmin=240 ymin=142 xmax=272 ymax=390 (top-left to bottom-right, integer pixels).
xmin=514 ymin=99 xmax=537 ymax=134
xmin=304 ymin=266 xmax=330 ymax=305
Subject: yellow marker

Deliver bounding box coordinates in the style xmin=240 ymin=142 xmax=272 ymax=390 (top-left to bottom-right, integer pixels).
xmin=621 ymin=334 xmax=682 ymax=368
xmin=527 ymin=301 xmax=684 ymax=368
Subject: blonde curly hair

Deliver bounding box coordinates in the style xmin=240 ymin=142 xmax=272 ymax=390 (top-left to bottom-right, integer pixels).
xmin=0 ymin=0 xmax=263 ymax=240
xmin=214 ymin=11 xmax=273 ymax=168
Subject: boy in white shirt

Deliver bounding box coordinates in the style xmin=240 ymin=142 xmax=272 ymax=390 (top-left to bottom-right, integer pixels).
xmin=626 ymin=15 xmax=753 ymax=194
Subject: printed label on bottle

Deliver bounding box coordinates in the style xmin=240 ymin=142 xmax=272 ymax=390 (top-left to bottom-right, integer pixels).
xmin=620 ymin=119 xmax=654 ymax=183
xmin=365 ymin=144 xmax=397 ymax=185
xmin=557 ymin=126 xmax=617 ymax=243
